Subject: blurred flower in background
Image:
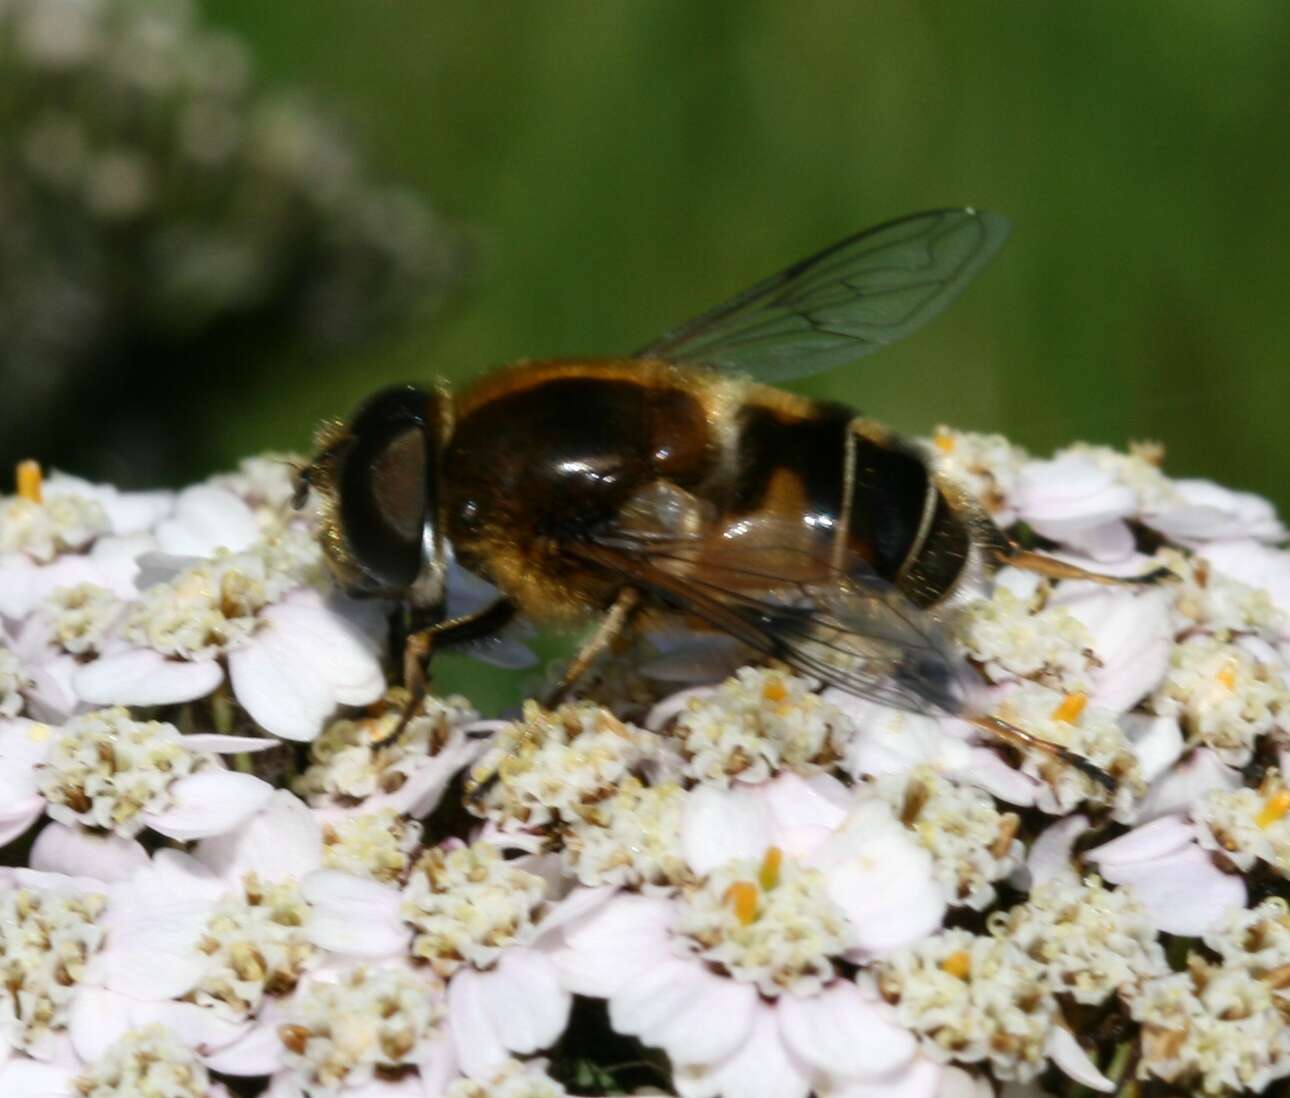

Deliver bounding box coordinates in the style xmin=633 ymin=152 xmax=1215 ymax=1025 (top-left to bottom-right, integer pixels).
xmin=0 ymin=0 xmax=461 ymax=485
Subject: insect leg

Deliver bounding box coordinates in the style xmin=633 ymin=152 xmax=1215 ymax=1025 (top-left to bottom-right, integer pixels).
xmin=542 ymin=587 xmax=641 ymax=707
xmin=999 ymin=546 xmax=1172 ymax=587
xmin=968 ymin=713 xmax=1117 ymax=790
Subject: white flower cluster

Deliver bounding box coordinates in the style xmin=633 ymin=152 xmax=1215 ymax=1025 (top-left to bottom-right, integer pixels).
xmin=4 ymin=431 xmax=1290 ymax=1098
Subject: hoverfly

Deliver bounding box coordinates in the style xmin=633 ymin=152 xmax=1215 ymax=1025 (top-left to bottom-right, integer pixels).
xmin=296 ymin=209 xmax=1160 ymax=782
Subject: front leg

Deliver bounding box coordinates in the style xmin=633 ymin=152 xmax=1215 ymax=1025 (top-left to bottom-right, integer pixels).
xmin=542 ymin=587 xmax=641 ymax=707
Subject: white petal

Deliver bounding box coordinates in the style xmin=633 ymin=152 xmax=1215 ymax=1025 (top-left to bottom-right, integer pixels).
xmin=553 ymin=895 xmax=672 ymax=998
xmin=1137 ymin=749 xmax=1241 ymax=822
xmin=1024 ymin=816 xmax=1088 ymax=889
xmin=260 ymin=599 xmax=385 ymax=703
xmin=301 ymin=870 xmax=409 ymax=957
xmin=0 ymin=1057 xmax=75 ymax=1096
xmin=146 ymin=771 xmax=274 ymax=840
xmin=74 ymin=649 xmax=222 ymax=707
xmin=676 ymin=1002 xmax=810 ymax=1098
xmin=1202 ymin=540 xmax=1290 ymax=632
xmin=778 ymin=983 xmax=915 ymax=1078
xmin=473 ymin=949 xmax=571 ymax=1054
xmin=194 ymin=790 xmax=322 ymax=882
xmin=1057 ymin=587 xmax=1173 ymax=712
xmin=30 ymin=824 xmax=148 ymax=882
xmin=227 ymin=635 xmax=332 ymax=742
xmin=682 ymin=785 xmax=773 ymax=876
xmin=1046 ymin=1027 xmax=1113 ymax=1092
xmin=0 ymin=796 xmax=43 ymax=846
xmin=448 ymin=969 xmax=511 ymax=1080
xmin=1122 ymin=714 xmax=1184 ymax=783
xmin=1103 ymin=847 xmax=1246 ymax=936
xmin=125 ymin=1000 xmax=250 ymax=1059
xmin=181 ymin=734 xmax=280 ymax=754
xmin=955 ymin=748 xmax=1038 ymax=806
xmin=829 ymin=1058 xmax=945 ymax=1098
xmin=155 ymin=486 xmax=259 ymax=557
xmin=613 ymin=958 xmax=756 ymax=1065
xmin=1085 ymin=815 xmax=1194 ymax=868
xmin=199 ymin=1017 xmax=287 ymax=1075
xmin=69 ymin=987 xmax=141 ymax=1062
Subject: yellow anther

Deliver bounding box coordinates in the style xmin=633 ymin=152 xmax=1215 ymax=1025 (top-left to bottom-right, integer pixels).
xmin=1217 ymin=661 xmax=1237 ymax=689
xmin=16 ymin=460 xmax=42 ymax=503
xmin=724 ymin=881 xmax=759 ymax=925
xmin=1050 ymin=692 xmax=1087 ymax=724
xmin=761 ymin=678 xmax=788 ymax=703
xmin=941 ymin=950 xmax=971 ymax=979
xmin=1256 ymin=789 xmax=1290 ymax=829
xmin=932 ymin=433 xmax=955 ymax=454
xmin=758 ymin=847 xmax=783 ymax=891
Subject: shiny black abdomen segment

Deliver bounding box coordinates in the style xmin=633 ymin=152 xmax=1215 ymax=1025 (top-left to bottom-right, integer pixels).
xmin=446 ymin=377 xmax=713 ymax=540
xmin=850 ymin=435 xmax=931 ymax=581
xmin=731 ymin=402 xmax=852 ymax=522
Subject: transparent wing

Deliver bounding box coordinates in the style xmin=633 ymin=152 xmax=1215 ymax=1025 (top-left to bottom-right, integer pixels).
xmin=635 ymin=208 xmax=1010 ymax=382
xmin=577 ymin=522 xmax=968 ymax=717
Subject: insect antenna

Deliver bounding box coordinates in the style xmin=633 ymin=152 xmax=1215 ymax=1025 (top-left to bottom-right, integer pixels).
xmin=968 ymin=713 xmax=1117 ymax=791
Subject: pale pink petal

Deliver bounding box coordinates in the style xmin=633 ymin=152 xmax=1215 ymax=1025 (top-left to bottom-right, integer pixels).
xmin=553 ymin=895 xmax=674 ymax=997
xmin=0 ymin=1056 xmax=75 ymax=1096
xmin=1013 ymin=457 xmax=1136 ymax=547
xmin=471 ymin=949 xmax=571 ymax=1055
xmin=73 ymin=649 xmax=222 ymax=707
xmin=1201 ymin=540 xmax=1290 ymax=634
xmin=682 ymin=785 xmax=773 ymax=876
xmin=1056 ymin=587 xmax=1172 ymax=712
xmin=0 ymin=718 xmax=56 ymax=780
xmin=834 ymin=695 xmax=973 ymax=780
xmin=0 ymin=797 xmax=43 ymax=846
xmin=675 ymin=1001 xmax=810 ymax=1098
xmin=1099 ymin=847 xmax=1245 ymax=936
xmin=1085 ymin=815 xmax=1194 ymax=868
xmin=1056 ymin=519 xmax=1136 ymax=563
xmin=155 ymin=486 xmax=259 ymax=557
xmin=829 ymin=1057 xmax=946 ymax=1098
xmin=1025 ymin=816 xmax=1089 ymax=889
xmin=259 ymin=597 xmax=385 ymax=704
xmin=414 ymin=1035 xmax=458 ymax=1097
xmin=533 ymin=885 xmax=618 ymax=941
xmin=194 ymin=790 xmax=322 ymax=883
xmin=646 ymin=686 xmax=716 ymax=731
xmin=778 ymin=982 xmax=915 ymax=1079
xmin=30 ymin=824 xmax=148 ymax=882
xmin=1137 ymin=748 xmax=1241 ymax=822
xmin=145 ymin=770 xmax=275 ymax=840
xmin=956 ymin=747 xmax=1038 ymax=806
xmin=762 ymin=773 xmax=850 ymax=857
xmin=1045 ymin=1027 xmax=1113 ymax=1092
xmin=395 ymin=737 xmax=483 ymax=819
xmin=69 ymin=987 xmax=142 ymax=1062
xmin=181 ymin=734 xmax=280 ymax=753
xmin=447 ymin=968 xmax=512 ymax=1080
xmin=200 ymin=1016 xmax=286 ymax=1075
xmin=612 ymin=957 xmax=756 ymax=1066
xmin=1147 ymin=480 xmax=1285 ymax=544
xmin=301 ymin=870 xmax=409 ymax=957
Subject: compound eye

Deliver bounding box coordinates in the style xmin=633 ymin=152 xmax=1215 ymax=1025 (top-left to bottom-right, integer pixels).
xmin=338 ymin=421 xmax=430 ymax=592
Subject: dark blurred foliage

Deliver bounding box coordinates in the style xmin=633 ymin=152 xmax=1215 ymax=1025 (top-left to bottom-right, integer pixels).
xmin=0 ymin=0 xmax=461 ymax=486
xmin=7 ymin=1 xmax=1290 ymax=512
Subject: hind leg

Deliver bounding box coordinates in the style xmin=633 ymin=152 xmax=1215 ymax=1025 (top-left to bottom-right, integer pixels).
xmin=997 ymin=546 xmax=1173 ymax=587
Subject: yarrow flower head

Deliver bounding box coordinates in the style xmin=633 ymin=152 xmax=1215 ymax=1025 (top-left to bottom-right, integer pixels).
xmin=74 ymin=1025 xmax=217 ymax=1098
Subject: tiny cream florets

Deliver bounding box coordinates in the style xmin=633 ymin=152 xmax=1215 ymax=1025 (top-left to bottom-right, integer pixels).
xmin=0 ymin=646 xmax=28 ymax=716
xmin=0 ymin=491 xmax=109 ymax=562
xmin=955 ymin=583 xmax=1097 ymax=693
xmin=402 ymin=842 xmax=546 ymax=977
xmin=322 ymin=808 xmax=423 ymax=884
xmin=444 ymin=1059 xmax=569 ymax=1098
xmin=925 ymin=426 xmax=1028 ymax=519
xmin=468 ymin=702 xmax=662 ymax=830
xmin=561 ymin=777 xmax=689 ymax=889
xmin=1194 ymin=777 xmax=1290 ymax=874
xmin=669 ymin=668 xmax=851 ymax=787
xmin=123 ymin=552 xmax=273 ymax=660
xmin=1205 ymin=898 xmax=1290 ymax=979
xmin=1132 ymin=962 xmax=1290 ymax=1095
xmin=279 ymin=966 xmax=443 ymax=1095
xmin=675 ymin=853 xmax=851 ymax=997
xmin=1160 ymin=549 xmax=1283 ymax=640
xmin=879 ymin=928 xmax=1056 ymax=1083
xmin=45 ymin=582 xmax=124 ymax=655
xmin=191 ymin=874 xmax=317 ymax=1021
xmin=997 ymin=876 xmax=1168 ymax=1004
xmin=874 ymin=766 xmax=1022 ymax=909
xmin=0 ymin=886 xmax=107 ymax=1058
xmin=73 ymin=1025 xmax=213 ymax=1098
xmin=296 ymin=691 xmax=480 ymax=805
xmin=993 ymin=683 xmax=1143 ymax=818
xmin=38 ymin=707 xmax=211 ymax=835
xmin=1150 ymin=635 xmax=1290 ymax=766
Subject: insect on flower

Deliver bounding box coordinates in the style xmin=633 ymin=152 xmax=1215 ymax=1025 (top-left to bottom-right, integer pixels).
xmin=295 ymin=209 xmax=1166 ymax=784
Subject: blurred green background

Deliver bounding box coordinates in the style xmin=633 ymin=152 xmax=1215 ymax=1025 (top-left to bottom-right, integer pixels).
xmin=200 ymin=0 xmax=1290 ymax=507
xmin=9 ymin=0 xmax=1290 ymax=499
